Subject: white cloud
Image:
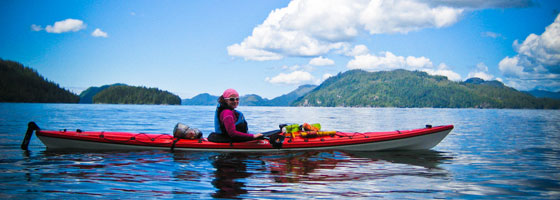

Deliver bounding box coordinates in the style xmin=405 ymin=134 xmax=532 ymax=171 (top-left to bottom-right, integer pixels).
xmin=228 ymin=0 xmax=464 ymax=61
xmin=281 ymin=64 xmax=315 ymax=72
xmin=346 ymin=52 xmax=403 ymax=70
xmin=499 ymin=56 xmax=527 ymax=77
xmin=359 ymin=0 xmax=463 ymax=34
xmin=499 ymin=55 xmax=559 ymax=90
xmin=226 ymin=0 xmax=351 ymax=60
xmin=467 ymin=62 xmax=495 ymax=80
xmin=469 ymin=71 xmax=494 ymax=81
xmin=309 ymin=56 xmax=335 ymax=66
xmin=346 ymin=51 xmax=462 ymax=81
xmin=347 ymin=51 xmax=433 ymax=71
xmin=91 ymin=28 xmax=108 ymax=38
xmin=344 ymin=44 xmax=370 ymax=56
xmin=422 ymin=0 xmax=534 ymax=9
xmin=322 ymin=73 xmax=334 ymax=81
xmin=481 ymin=31 xmax=504 ymax=39
xmin=281 ymin=65 xmax=300 ymax=71
xmin=406 ymin=56 xmax=433 ymax=69
xmin=45 ymin=19 xmax=86 ymax=33
xmin=423 ymin=64 xmax=462 ymax=81
xmin=227 ymin=43 xmax=284 ymax=61
xmin=514 ymin=17 xmax=560 ymax=67
xmin=498 ymin=13 xmax=560 ymax=91
xmin=30 ymin=24 xmax=42 ymax=31
xmin=265 ymin=70 xmax=315 ymax=85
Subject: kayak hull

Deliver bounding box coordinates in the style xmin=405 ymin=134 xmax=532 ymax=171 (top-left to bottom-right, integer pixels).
xmin=33 ymin=125 xmax=453 ymax=152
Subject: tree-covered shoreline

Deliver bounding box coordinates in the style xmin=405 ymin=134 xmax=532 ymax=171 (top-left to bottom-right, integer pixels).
xmin=93 ymin=85 xmax=181 ymax=105
xmin=0 ymin=59 xmax=79 ymax=103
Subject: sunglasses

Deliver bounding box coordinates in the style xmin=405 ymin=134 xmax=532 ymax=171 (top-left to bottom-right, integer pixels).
xmin=226 ymin=97 xmax=240 ymax=101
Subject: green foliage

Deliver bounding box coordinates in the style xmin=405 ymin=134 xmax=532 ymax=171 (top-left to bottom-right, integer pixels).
xmin=79 ymin=83 xmax=126 ymax=103
xmin=292 ymin=69 xmax=560 ymax=109
xmin=0 ymin=59 xmax=79 ymax=103
xmin=93 ymin=85 xmax=181 ymax=105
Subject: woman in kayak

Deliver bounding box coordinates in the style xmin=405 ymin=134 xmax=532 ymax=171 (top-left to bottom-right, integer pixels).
xmin=208 ymin=88 xmax=263 ymax=143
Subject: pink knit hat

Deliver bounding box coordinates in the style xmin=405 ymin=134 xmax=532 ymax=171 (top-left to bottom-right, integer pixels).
xmin=222 ymin=88 xmax=239 ymax=98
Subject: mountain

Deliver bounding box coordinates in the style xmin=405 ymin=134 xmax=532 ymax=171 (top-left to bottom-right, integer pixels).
xmin=268 ymin=84 xmax=316 ymax=106
xmin=93 ymin=85 xmax=181 ymax=105
xmin=182 ymin=93 xmax=270 ymax=106
xmin=464 ymin=77 xmax=505 ymax=88
xmin=241 ymin=94 xmax=268 ymax=106
xmin=292 ymin=69 xmax=560 ymax=109
xmin=524 ymin=90 xmax=560 ymax=99
xmin=182 ymin=85 xmax=317 ymax=106
xmin=0 ymin=59 xmax=79 ymax=103
xmin=182 ymin=93 xmax=269 ymax=106
xmin=79 ymin=83 xmax=126 ymax=103
xmin=182 ymin=93 xmax=219 ymax=105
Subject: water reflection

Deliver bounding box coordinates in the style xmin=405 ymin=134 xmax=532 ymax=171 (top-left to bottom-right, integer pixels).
xmin=346 ymin=150 xmax=454 ymax=170
xmin=15 ymin=145 xmax=453 ymax=199
xmin=170 ymin=151 xmax=207 ymax=181
xmin=15 ymin=150 xmax=181 ymax=198
xmin=3 ymin=104 xmax=560 ymax=199
xmin=189 ymin=150 xmax=453 ymax=199
xmin=12 ymin=148 xmax=453 ymax=199
xmin=37 ymin=150 xmax=174 ymax=183
xmin=210 ymin=153 xmax=252 ymax=199
xmin=265 ymin=150 xmax=452 ymax=184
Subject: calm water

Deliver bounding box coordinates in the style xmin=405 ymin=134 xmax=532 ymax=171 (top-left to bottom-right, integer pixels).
xmin=0 ymin=103 xmax=559 ymax=199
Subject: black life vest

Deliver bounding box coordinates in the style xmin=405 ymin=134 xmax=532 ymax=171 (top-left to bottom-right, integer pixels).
xmin=214 ymin=105 xmax=248 ymax=136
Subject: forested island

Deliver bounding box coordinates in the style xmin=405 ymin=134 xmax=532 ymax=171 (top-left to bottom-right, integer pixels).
xmin=93 ymin=85 xmax=181 ymax=105
xmin=292 ymin=69 xmax=560 ymax=109
xmin=0 ymin=59 xmax=79 ymax=103
xmin=79 ymin=83 xmax=126 ymax=103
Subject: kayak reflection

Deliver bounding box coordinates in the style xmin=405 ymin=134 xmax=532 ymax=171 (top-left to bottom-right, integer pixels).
xmin=210 ymin=153 xmax=253 ymax=199
xmin=204 ymin=149 xmax=452 ymax=198
xmin=30 ymin=149 xmax=451 ymax=198
xmin=345 ymin=150 xmax=453 ymax=170
xmin=260 ymin=150 xmax=452 ymax=184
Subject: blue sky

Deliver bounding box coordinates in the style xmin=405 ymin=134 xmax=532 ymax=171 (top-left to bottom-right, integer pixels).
xmin=1 ymin=0 xmax=559 ymax=99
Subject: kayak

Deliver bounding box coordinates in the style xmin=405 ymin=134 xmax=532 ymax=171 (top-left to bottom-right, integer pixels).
xmin=21 ymin=122 xmax=453 ymax=152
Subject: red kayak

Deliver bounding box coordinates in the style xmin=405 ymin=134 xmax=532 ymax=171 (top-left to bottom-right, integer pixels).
xmin=22 ymin=122 xmax=453 ymax=152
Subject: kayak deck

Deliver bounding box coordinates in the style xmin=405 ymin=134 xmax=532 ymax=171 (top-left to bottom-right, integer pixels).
xmin=29 ymin=123 xmax=454 ymax=152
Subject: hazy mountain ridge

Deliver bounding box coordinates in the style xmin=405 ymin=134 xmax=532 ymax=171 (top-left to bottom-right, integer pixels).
xmin=524 ymin=90 xmax=560 ymax=99
xmin=182 ymin=85 xmax=317 ymax=106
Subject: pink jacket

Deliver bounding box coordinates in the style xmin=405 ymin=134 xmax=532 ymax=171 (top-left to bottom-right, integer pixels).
xmin=220 ymin=109 xmax=254 ymax=140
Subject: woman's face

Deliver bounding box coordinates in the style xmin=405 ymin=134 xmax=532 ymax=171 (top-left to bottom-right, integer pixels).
xmin=225 ymin=94 xmax=239 ymax=109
